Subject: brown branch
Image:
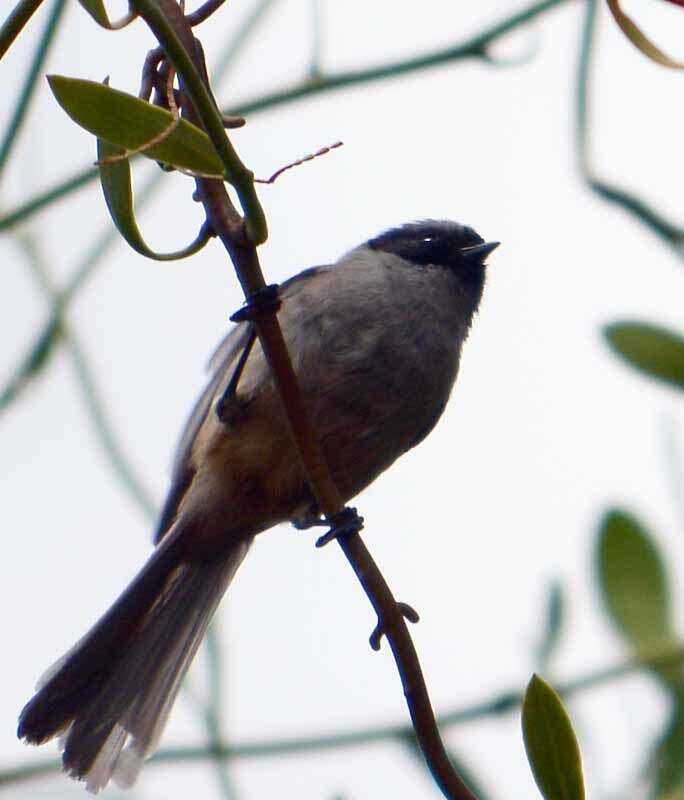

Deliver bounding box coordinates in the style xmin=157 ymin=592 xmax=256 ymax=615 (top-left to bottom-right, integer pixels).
xmin=121 ymin=2 xmax=478 ymax=797
xmin=136 ymin=0 xmax=347 ymax=505
xmin=185 ymin=0 xmax=227 ymax=27
xmin=338 ymin=533 xmax=477 ymax=800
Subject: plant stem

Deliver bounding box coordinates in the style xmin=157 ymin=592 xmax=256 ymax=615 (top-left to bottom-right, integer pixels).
xmin=4 ymin=644 xmax=682 ymax=787
xmin=0 ymin=0 xmax=67 ymax=175
xmin=0 ymin=0 xmax=45 ymax=59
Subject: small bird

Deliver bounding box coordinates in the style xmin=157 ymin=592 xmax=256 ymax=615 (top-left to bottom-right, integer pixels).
xmin=18 ymin=220 xmax=498 ymax=792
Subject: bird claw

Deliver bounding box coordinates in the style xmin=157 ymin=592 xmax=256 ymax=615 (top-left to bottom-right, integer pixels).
xmin=315 ymin=507 xmax=364 ymax=547
xmin=369 ymin=602 xmax=420 ymax=651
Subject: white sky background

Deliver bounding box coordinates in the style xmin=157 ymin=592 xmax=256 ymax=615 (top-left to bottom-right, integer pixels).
xmin=2 ymin=0 xmax=684 ymax=798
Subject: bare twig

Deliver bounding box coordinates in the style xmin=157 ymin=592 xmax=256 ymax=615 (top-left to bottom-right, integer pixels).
xmin=575 ymin=0 xmax=684 ymax=255
xmin=12 ymin=234 xmax=158 ymax=519
xmin=0 ymin=0 xmax=570 ymax=232
xmin=0 ymin=0 xmax=45 ymax=59
xmin=139 ymin=45 xmax=166 ymax=100
xmin=337 ymin=533 xmax=476 ymax=800
xmin=230 ymin=0 xmax=571 ymax=117
xmin=124 ymin=2 xmax=480 ymax=797
xmin=0 ymin=0 xmax=67 ymax=176
xmin=309 ymin=0 xmax=323 ymax=78
xmin=4 ymin=643 xmax=683 ymax=789
xmin=0 ymin=0 xmax=280 ymax=404
xmin=185 ymin=0 xmax=227 ymax=27
xmin=254 ymin=141 xmax=343 ymax=184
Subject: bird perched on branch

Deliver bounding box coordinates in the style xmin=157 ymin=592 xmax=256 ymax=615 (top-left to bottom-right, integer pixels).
xmin=18 ymin=219 xmax=498 ymax=792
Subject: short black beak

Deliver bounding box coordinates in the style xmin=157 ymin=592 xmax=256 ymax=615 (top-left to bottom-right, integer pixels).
xmin=461 ymin=241 xmax=500 ymax=263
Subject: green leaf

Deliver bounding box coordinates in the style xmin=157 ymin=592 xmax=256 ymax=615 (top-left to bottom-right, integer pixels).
xmin=522 ymin=674 xmax=585 ymax=800
xmin=96 ymin=138 xmax=210 ymax=261
xmin=76 ymin=0 xmax=135 ymax=29
xmin=48 ymin=75 xmax=224 ymax=177
xmin=597 ymin=510 xmax=673 ymax=653
xmin=605 ymin=322 xmax=684 ymax=391
xmin=655 ymin=688 xmax=684 ymax=797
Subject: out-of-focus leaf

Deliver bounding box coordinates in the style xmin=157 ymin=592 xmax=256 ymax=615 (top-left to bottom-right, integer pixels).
xmin=522 ymin=674 xmax=585 ymax=800
xmin=654 ymin=687 xmax=684 ymax=797
xmin=597 ymin=510 xmax=673 ymax=652
xmin=605 ymin=322 xmax=684 ymax=390
xmin=536 ymin=581 xmax=564 ymax=671
xmin=76 ymin=0 xmax=136 ymax=29
xmin=96 ymin=138 xmax=210 ymax=261
xmin=48 ymin=75 xmax=224 ymax=176
xmin=606 ymin=0 xmax=684 ymax=68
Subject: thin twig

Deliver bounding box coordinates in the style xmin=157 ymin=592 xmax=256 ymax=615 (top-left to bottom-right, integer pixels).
xmin=230 ymin=0 xmax=571 ymax=117
xmin=254 ymin=141 xmax=343 ymax=184
xmin=0 ymin=0 xmax=67 ymax=176
xmin=0 ymin=0 xmax=45 ymax=59
xmin=3 ymin=12 xmax=282 ymax=799
xmin=66 ymin=336 xmax=158 ymax=520
xmin=134 ymin=0 xmax=268 ymax=242
xmin=139 ymin=46 xmax=166 ymax=99
xmin=309 ymin=0 xmax=323 ymax=78
xmin=337 ymin=532 xmax=476 ymax=800
xmin=575 ymin=0 xmax=684 ymax=254
xmin=203 ymin=620 xmax=240 ymax=800
xmin=125 ymin=2 xmax=480 ymax=797
xmin=0 ymin=165 xmax=99 ymax=231
xmin=14 ymin=236 xmax=159 ymax=519
xmin=0 ymin=0 xmax=280 ymax=408
xmin=4 ymin=643 xmax=682 ymax=788
xmin=185 ymin=0 xmax=227 ymax=27
xmin=0 ymin=0 xmax=570 ymax=232
xmin=11 ymin=238 xmax=236 ymax=799
xmin=3 ymin=5 xmax=570 ymax=795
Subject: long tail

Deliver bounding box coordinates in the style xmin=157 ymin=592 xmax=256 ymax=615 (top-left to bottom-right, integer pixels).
xmin=18 ymin=524 xmax=251 ymax=793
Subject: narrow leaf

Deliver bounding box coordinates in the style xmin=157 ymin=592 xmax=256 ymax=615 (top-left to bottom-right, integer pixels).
xmin=605 ymin=322 xmax=684 ymax=391
xmin=96 ymin=139 xmax=209 ymax=261
xmin=606 ymin=0 xmax=684 ymax=68
xmin=48 ymin=75 xmax=224 ymax=177
xmin=522 ymin=674 xmax=585 ymax=800
xmin=597 ymin=510 xmax=673 ymax=651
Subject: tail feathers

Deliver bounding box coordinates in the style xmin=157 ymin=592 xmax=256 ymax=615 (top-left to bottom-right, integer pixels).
xmin=18 ymin=527 xmax=251 ymax=793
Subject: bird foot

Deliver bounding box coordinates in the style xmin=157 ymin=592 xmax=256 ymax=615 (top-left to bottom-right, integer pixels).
xmin=315 ymin=506 xmax=364 ymax=547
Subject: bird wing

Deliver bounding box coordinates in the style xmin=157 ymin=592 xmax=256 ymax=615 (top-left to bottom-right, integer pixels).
xmin=153 ymin=264 xmax=330 ymax=544
xmin=152 ymin=323 xmax=252 ymax=543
